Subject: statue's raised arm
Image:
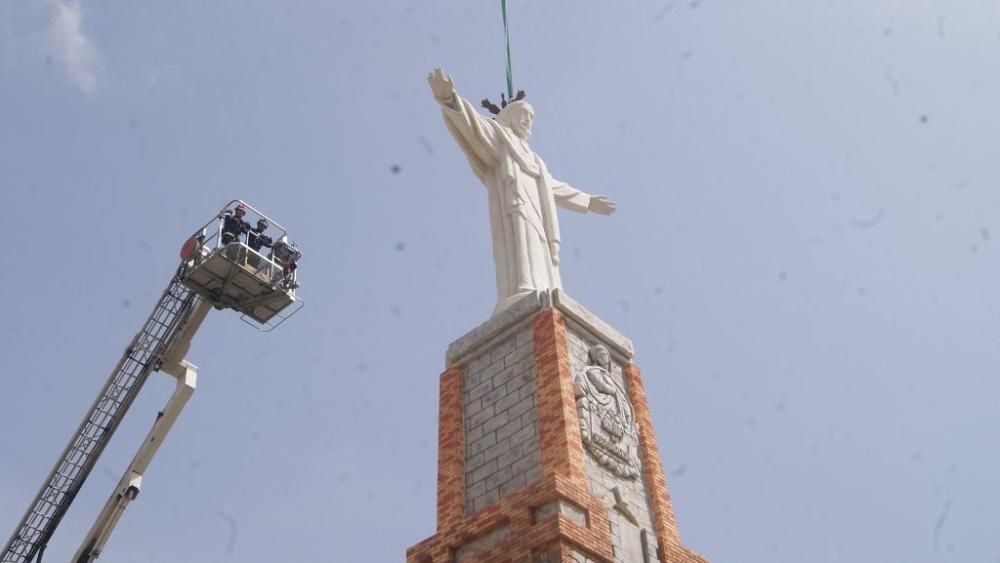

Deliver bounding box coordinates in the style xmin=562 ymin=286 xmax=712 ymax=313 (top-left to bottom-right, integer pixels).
xmin=427 ymin=67 xmax=617 ymax=314
xmin=427 ymin=68 xmax=508 ymax=179
xmin=427 ymin=68 xmax=458 ymax=110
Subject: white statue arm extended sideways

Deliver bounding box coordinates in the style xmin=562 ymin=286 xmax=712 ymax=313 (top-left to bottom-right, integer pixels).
xmin=427 ymin=68 xmax=617 ymax=229
xmin=428 ymin=67 xmax=616 ymax=306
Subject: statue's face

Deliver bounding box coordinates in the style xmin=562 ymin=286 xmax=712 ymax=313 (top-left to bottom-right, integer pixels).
xmin=590 ymin=345 xmax=611 ymax=368
xmin=514 ymin=105 xmax=534 ymax=139
xmin=501 ymin=102 xmax=534 ymax=140
xmin=596 ymin=347 xmax=610 ymax=366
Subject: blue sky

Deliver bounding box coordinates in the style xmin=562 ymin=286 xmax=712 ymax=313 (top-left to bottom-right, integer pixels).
xmin=1 ymin=1 xmax=999 ymax=562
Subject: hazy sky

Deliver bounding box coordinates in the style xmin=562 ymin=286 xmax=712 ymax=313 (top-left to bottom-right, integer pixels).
xmin=2 ymin=1 xmax=999 ymax=562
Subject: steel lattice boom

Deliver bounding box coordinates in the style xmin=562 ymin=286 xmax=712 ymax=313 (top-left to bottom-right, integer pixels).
xmin=2 ymin=280 xmax=196 ymax=563
xmin=2 ymin=200 xmax=301 ymax=563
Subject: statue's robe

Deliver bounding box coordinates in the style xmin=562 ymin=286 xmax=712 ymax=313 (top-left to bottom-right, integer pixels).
xmin=436 ymin=93 xmax=593 ymax=313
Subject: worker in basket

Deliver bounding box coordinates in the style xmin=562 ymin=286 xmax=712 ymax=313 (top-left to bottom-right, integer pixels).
xmin=221 ymin=204 xmax=251 ymax=246
xmin=247 ymin=218 xmax=273 ymax=270
xmin=220 ymin=203 xmax=251 ymax=261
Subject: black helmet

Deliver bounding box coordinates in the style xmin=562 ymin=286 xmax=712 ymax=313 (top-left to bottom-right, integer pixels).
xmin=257 ymin=218 xmax=269 ymax=230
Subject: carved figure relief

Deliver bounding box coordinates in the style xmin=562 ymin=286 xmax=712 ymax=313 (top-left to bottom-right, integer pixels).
xmin=574 ymin=344 xmax=640 ymax=479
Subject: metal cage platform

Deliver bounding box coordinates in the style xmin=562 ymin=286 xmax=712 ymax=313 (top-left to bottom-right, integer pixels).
xmin=178 ymin=200 xmax=303 ymax=330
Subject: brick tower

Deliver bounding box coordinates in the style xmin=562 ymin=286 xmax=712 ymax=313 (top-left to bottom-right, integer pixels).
xmin=406 ymin=290 xmax=708 ymax=563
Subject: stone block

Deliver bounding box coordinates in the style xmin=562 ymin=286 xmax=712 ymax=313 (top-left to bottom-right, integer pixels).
xmin=465 ymin=396 xmax=485 ymax=419
xmin=467 ymin=378 xmax=493 ymax=402
xmin=466 ymin=423 xmax=483 ymax=444
xmin=466 ymin=431 xmax=496 ymax=458
xmin=472 ymin=488 xmax=500 ymax=513
xmin=551 ymin=289 xmax=633 ymax=358
xmin=510 ymin=451 xmax=538 ymax=475
xmin=498 ymin=471 xmax=527 ymax=495
xmin=482 ymin=436 xmax=511 ymax=462
xmin=478 ymin=358 xmax=506 ymax=382
xmin=482 ymin=384 xmax=507 ymax=407
xmin=519 ymin=378 xmax=538 ymax=400
xmin=496 ymin=445 xmax=525 ymax=471
xmin=481 ymin=410 xmax=510 ymax=434
xmin=484 ymin=464 xmax=513 ymax=491
xmin=465 ymin=479 xmax=486 ymax=501
xmin=508 ymin=395 xmax=535 ymax=420
xmin=446 ymin=291 xmax=544 ymax=366
xmin=454 ymin=524 xmax=511 ymax=562
xmin=490 ymin=368 xmax=518 ymax=394
xmin=494 ymin=388 xmax=522 ymax=414
xmin=465 ymin=450 xmax=484 ymax=471
xmin=503 ymin=341 xmax=534 ymax=368
xmin=525 ymin=464 xmax=542 ymax=483
xmin=470 ymin=458 xmax=498 ymax=484
xmin=466 ymin=403 xmax=495 ymax=431
xmin=506 ymin=440 xmax=524 ymax=460
xmin=465 ymin=354 xmax=493 ymax=377
xmin=490 ymin=337 xmax=517 ymax=364
xmin=511 ymin=420 xmax=536 ymax=444
xmin=495 ymin=418 xmax=521 ymax=443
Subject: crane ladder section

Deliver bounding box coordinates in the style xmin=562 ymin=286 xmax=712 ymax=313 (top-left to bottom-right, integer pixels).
xmin=2 ymin=278 xmax=198 ymax=563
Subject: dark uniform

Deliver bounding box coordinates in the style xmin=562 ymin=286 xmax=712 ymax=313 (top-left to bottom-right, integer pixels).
xmin=221 ymin=211 xmax=251 ymax=245
xmin=247 ymin=227 xmax=273 ymax=253
xmin=247 ymin=223 xmax=273 ymax=270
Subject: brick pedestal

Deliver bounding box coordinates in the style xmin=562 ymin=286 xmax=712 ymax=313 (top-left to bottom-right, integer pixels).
xmin=407 ymin=291 xmax=708 ymax=563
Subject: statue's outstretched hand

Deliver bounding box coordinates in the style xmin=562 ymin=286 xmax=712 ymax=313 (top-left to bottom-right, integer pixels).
xmin=588 ymin=195 xmax=617 ymax=215
xmin=428 ymin=68 xmax=455 ymax=101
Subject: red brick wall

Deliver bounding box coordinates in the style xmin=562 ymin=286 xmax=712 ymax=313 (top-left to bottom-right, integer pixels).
xmin=436 ymin=366 xmax=465 ymax=532
xmin=533 ymin=309 xmax=587 ymax=482
xmin=408 ymin=474 xmax=616 ymax=563
xmin=407 ymin=308 xmax=709 ymax=563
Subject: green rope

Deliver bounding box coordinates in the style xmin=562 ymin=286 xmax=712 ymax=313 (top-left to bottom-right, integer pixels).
xmin=501 ymin=0 xmax=513 ymax=98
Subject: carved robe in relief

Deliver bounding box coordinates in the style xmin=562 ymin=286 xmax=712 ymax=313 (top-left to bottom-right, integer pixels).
xmin=436 ymin=93 xmax=594 ymax=313
xmin=575 ymin=363 xmax=640 ymax=479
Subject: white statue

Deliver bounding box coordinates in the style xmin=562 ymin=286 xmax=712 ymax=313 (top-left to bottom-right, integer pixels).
xmin=428 ymin=68 xmax=617 ymax=313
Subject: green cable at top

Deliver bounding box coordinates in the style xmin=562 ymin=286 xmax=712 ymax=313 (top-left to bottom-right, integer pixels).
xmin=501 ymin=0 xmax=513 ymax=98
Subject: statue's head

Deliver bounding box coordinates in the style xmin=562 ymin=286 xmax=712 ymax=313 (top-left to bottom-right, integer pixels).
xmin=588 ymin=344 xmax=611 ymax=369
xmin=497 ymin=101 xmax=534 ymax=140
xmin=481 ymin=90 xmax=533 ymax=140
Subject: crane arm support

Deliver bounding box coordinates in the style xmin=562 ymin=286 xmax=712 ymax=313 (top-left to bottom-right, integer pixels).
xmin=72 ymin=361 xmax=198 ymax=563
xmin=2 ymin=280 xmax=208 ymax=563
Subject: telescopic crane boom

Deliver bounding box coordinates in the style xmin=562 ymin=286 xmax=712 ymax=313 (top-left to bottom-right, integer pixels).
xmin=2 ymin=201 xmax=302 ymax=563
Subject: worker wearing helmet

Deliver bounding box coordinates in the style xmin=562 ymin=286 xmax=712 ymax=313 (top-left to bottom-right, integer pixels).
xmin=247 ymin=218 xmax=273 ymax=270
xmin=221 ymin=204 xmax=251 ymax=246
xmin=248 ymin=219 xmax=273 ymax=253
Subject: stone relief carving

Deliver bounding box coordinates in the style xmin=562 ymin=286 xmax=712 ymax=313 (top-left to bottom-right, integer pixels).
xmin=574 ymin=344 xmax=640 ymax=479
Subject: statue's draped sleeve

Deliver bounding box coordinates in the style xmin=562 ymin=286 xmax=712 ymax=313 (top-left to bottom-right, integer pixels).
xmin=547 ymin=173 xmax=592 ymax=213
xmin=437 ymin=90 xmax=595 ymax=215
xmin=436 ymin=92 xmax=502 ymax=185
